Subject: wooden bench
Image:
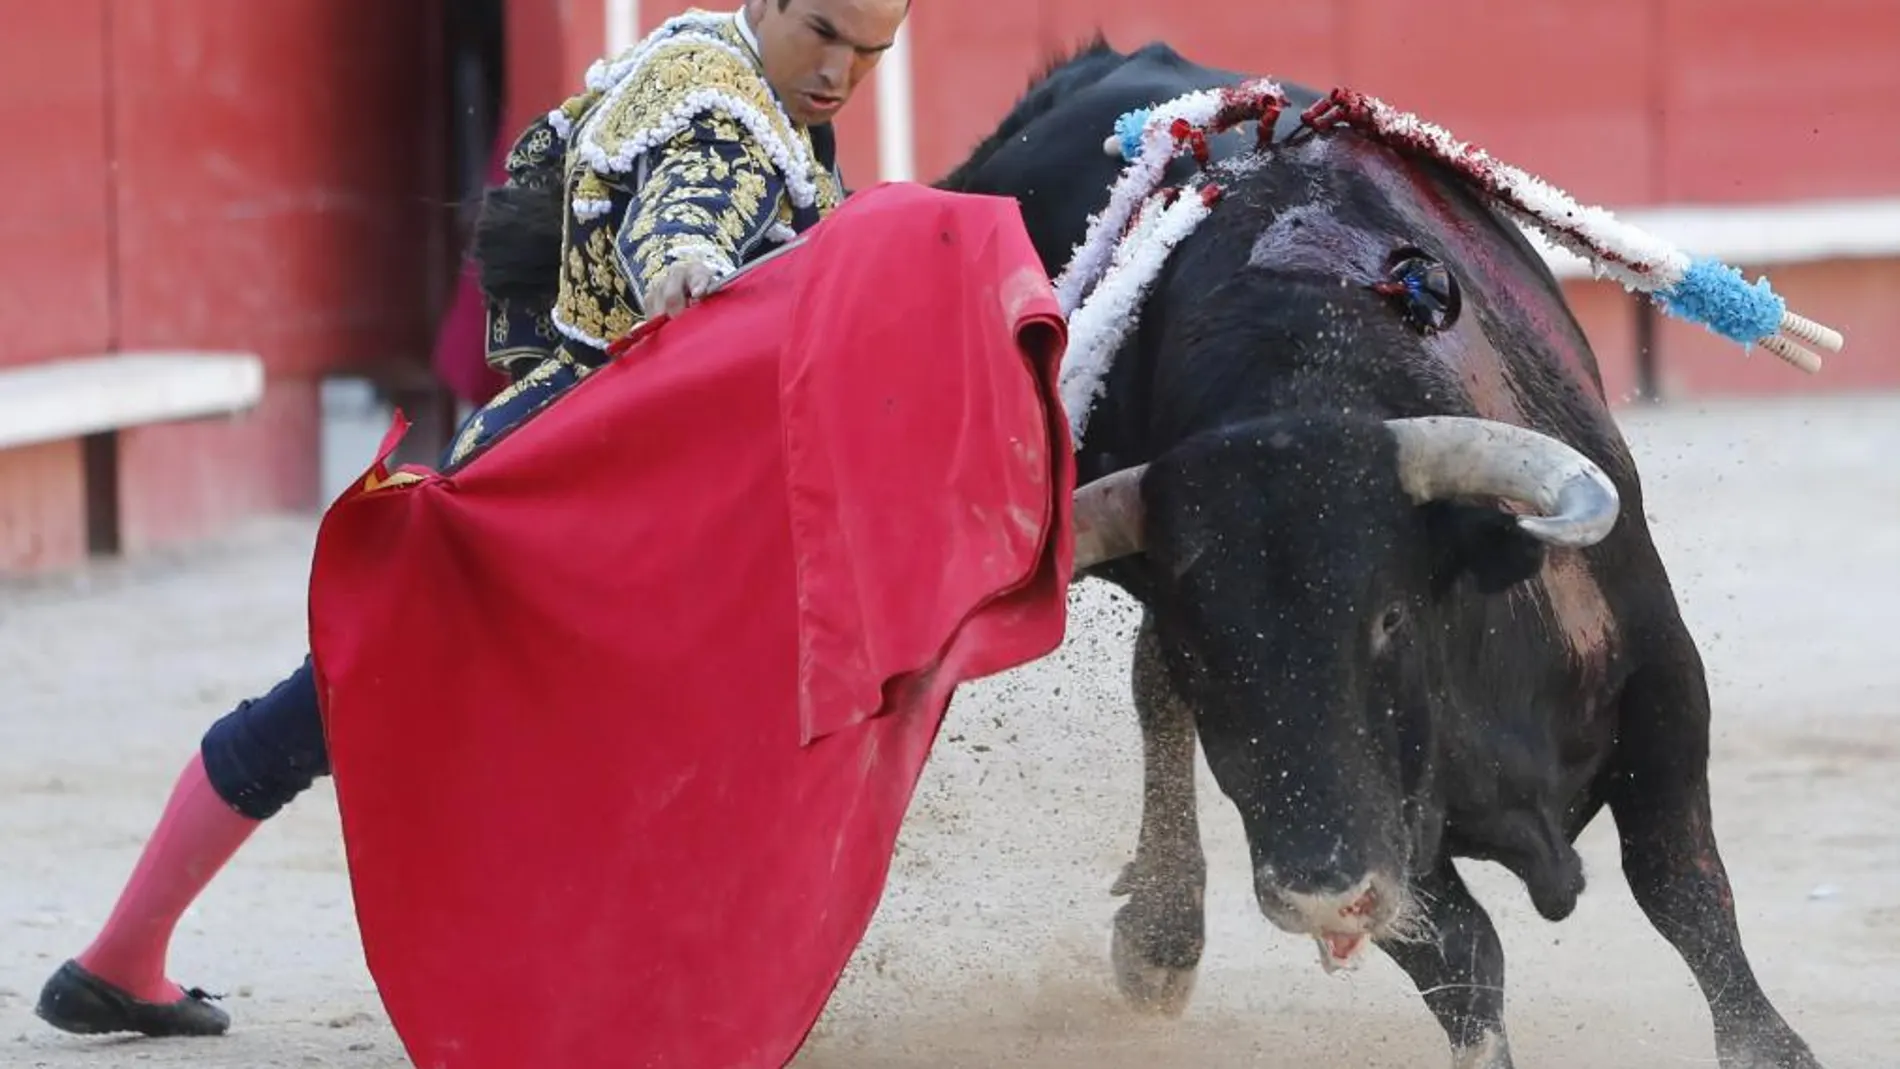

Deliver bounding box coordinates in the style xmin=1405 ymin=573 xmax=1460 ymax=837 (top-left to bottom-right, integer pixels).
xmin=0 ymin=350 xmax=265 ymax=559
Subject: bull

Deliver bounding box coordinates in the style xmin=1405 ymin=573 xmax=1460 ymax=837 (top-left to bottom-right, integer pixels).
xmin=939 ymin=37 xmax=1826 ymax=1069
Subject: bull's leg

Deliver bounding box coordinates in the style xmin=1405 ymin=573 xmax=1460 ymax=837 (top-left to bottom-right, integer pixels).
xmin=1608 ymin=658 xmax=1824 ymax=1069
xmin=1108 ymin=612 xmax=1206 ymax=1016
xmin=1377 ymin=859 xmax=1514 ymax=1069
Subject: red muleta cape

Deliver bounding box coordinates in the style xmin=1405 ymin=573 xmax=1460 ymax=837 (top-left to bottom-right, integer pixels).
xmin=306 ymin=182 xmax=1076 ymax=1069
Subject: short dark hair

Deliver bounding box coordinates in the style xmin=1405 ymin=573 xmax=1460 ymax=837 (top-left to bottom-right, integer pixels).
xmin=776 ymin=0 xmax=912 ymax=10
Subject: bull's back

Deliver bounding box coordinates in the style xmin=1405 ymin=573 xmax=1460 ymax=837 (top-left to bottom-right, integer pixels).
xmin=952 ymin=44 xmax=1319 ymax=275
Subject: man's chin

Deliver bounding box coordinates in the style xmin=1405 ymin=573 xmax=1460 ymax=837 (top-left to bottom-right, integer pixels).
xmin=793 ymin=93 xmax=844 ymax=124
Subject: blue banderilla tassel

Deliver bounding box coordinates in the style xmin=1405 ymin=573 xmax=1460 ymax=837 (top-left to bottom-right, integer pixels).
xmin=1113 ymin=108 xmax=1151 ymax=161
xmin=1654 ymin=257 xmax=1787 ymax=346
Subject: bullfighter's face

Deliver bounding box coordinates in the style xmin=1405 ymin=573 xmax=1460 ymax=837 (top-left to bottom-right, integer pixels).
xmin=746 ymin=0 xmax=907 ymax=126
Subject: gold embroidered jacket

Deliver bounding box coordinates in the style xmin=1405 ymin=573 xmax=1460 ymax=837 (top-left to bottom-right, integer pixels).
xmin=484 ymin=8 xmax=846 ymax=376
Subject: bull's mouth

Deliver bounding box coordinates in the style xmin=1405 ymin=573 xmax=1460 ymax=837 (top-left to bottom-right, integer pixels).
xmin=1255 ymin=872 xmax=1419 ymax=973
xmin=1263 ymin=907 xmax=1380 ymax=973
xmin=1316 ymin=930 xmax=1372 ymax=973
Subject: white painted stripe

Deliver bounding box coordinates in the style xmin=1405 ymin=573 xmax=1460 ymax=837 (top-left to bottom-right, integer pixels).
xmin=0 ymin=352 xmax=265 ymax=451
xmin=1528 ymin=195 xmax=1900 ymax=280
xmin=606 ymin=0 xmax=639 ymax=55
xmin=875 ymin=21 xmax=915 ymax=182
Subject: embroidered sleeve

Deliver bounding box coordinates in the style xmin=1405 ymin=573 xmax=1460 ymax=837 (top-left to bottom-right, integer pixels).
xmin=616 ymin=111 xmax=785 ymax=312
xmin=485 ymin=299 xmax=564 ymax=380
xmin=482 ymin=113 xmax=571 ymax=376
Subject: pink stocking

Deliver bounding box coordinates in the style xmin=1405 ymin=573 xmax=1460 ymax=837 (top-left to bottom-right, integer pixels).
xmin=74 ymin=752 xmax=259 ymax=1002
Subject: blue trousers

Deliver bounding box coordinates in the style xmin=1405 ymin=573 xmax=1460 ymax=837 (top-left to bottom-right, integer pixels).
xmin=201 ymin=356 xmax=591 ymax=819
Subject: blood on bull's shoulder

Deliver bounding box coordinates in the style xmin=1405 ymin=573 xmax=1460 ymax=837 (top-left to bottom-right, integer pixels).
xmin=941 ymin=35 xmax=1829 ymax=1069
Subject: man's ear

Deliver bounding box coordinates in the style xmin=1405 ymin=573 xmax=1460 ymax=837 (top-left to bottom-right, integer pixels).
xmin=1424 ymin=501 xmax=1547 ymax=598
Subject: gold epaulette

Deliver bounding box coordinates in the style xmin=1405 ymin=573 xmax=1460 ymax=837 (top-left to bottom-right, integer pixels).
xmin=560 ymin=12 xmax=818 ymax=221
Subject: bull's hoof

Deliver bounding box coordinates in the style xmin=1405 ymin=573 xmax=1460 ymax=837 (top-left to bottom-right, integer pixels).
xmin=1109 ymin=903 xmax=1199 ymax=1017
xmin=1716 ymin=1026 xmax=1825 ymax=1069
xmin=1450 ymin=1030 xmax=1515 ymax=1069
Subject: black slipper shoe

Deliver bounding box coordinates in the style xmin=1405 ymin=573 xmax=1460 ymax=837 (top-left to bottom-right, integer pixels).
xmin=34 ymin=959 xmax=231 ymax=1037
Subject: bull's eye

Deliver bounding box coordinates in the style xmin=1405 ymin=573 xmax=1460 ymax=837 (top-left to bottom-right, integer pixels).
xmin=1375 ymin=248 xmax=1460 ymax=334
xmin=1380 ymin=605 xmax=1405 ymax=634
xmin=1372 ymin=603 xmax=1406 ymax=655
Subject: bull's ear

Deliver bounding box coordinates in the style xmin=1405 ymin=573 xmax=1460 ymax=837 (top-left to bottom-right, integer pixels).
xmin=1424 ymin=501 xmax=1546 ymax=597
xmin=1126 ymin=447 xmax=1216 ymax=583
xmin=1142 ymin=498 xmax=1213 ymax=583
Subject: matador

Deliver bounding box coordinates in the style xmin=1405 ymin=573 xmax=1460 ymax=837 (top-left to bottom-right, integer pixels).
xmin=36 ymin=0 xmax=908 ymax=1038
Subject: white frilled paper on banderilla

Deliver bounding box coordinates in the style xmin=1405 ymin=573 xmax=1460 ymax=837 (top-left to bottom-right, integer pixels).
xmin=1050 ymin=80 xmax=1851 ymax=453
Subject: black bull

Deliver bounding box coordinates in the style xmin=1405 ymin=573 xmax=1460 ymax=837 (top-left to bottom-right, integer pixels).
xmin=465 ymin=39 xmax=1824 ymax=1069
xmin=934 ymin=38 xmax=1825 ymax=1069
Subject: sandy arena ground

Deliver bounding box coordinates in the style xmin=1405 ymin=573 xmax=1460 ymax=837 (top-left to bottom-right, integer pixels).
xmin=3 ymin=389 xmax=1897 ymax=1068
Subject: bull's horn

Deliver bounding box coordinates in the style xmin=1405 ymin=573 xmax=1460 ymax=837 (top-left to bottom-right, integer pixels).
xmin=1072 ymin=464 xmax=1149 ymax=569
xmin=1385 ymin=416 xmax=1620 ymax=548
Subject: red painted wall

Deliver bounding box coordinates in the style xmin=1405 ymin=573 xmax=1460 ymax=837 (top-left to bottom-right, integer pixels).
xmin=904 ymin=0 xmax=1900 ymax=205
xmin=506 ymin=0 xmax=604 ymax=137
xmin=109 ymin=1 xmax=446 ymax=382
xmin=110 ymin=0 xmax=449 ymax=550
xmin=1656 ymin=0 xmax=1900 ymax=204
xmin=0 ymin=0 xmax=448 ymax=573
xmin=0 ymin=1 xmax=113 ymax=372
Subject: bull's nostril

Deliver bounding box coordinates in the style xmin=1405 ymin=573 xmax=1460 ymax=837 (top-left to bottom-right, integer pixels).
xmin=1256 ymin=859 xmax=1363 ymax=899
xmin=1340 ymin=886 xmax=1378 ymax=918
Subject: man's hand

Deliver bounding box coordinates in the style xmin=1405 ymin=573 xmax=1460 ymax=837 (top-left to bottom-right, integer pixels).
xmin=643 ymin=260 xmax=724 ymax=318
